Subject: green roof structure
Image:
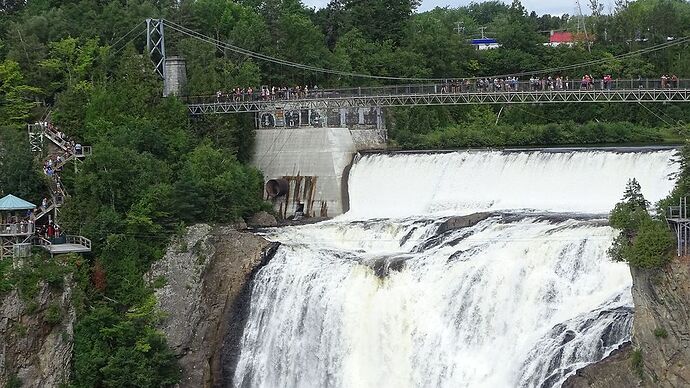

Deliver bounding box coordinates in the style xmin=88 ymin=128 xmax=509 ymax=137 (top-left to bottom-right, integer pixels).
xmin=0 ymin=194 xmax=36 ymax=211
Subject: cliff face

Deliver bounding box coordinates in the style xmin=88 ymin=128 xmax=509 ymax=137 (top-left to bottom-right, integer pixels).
xmin=0 ymin=278 xmax=75 ymax=387
xmin=565 ymin=259 xmax=690 ymax=387
xmin=148 ymin=224 xmax=277 ymax=388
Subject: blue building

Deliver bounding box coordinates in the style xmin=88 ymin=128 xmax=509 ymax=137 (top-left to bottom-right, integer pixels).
xmin=470 ymin=38 xmax=500 ymax=50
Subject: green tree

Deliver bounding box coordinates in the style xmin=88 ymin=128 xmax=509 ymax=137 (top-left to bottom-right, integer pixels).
xmin=0 ymin=59 xmax=40 ymax=127
xmin=0 ymin=128 xmax=45 ymax=202
xmin=345 ymin=0 xmax=421 ymax=45
xmin=609 ymin=179 xmax=672 ymax=268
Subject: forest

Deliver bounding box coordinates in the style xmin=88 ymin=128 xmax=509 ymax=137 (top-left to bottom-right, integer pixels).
xmin=1 ymin=0 xmax=690 ymax=386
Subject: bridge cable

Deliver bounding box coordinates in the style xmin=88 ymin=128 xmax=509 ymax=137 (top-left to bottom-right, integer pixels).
xmin=163 ymin=19 xmax=690 ymax=82
xmin=163 ymin=20 xmax=441 ymax=81
xmin=109 ymin=21 xmax=145 ymax=53
xmin=637 ymin=102 xmax=675 ymax=128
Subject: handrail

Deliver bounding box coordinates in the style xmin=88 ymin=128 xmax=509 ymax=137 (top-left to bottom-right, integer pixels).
xmin=66 ymin=235 xmax=92 ymax=250
xmin=34 ymin=236 xmax=52 ymax=247
xmin=74 ymin=145 xmax=92 ymax=157
xmin=0 ymin=223 xmax=35 ymax=236
xmin=34 ymin=199 xmax=57 ymax=220
xmin=34 ymin=235 xmax=91 ymax=250
xmin=182 ymin=78 xmax=690 ymax=105
xmin=42 ymin=127 xmax=70 ymax=151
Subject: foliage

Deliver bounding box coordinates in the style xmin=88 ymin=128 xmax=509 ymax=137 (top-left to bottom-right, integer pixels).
xmin=44 ymin=303 xmax=63 ymax=325
xmin=653 ymin=327 xmax=668 ymax=338
xmin=9 ymin=253 xmax=69 ymax=301
xmin=73 ymin=303 xmax=180 ymax=388
xmin=0 ymin=59 xmax=40 ymax=127
xmin=631 ymin=348 xmax=644 ymax=379
xmin=391 ymin=115 xmax=680 ymax=150
xmin=0 ymin=258 xmax=13 ymax=294
xmin=0 ymin=127 xmax=45 ymax=202
xmin=6 ymin=374 xmax=21 ymax=388
xmin=608 ymin=179 xmax=673 ymax=268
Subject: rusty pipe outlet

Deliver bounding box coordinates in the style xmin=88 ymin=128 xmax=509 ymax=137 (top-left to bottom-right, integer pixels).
xmin=265 ymin=179 xmax=289 ymax=198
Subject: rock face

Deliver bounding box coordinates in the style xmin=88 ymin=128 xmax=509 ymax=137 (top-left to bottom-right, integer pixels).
xmin=247 ymin=211 xmax=277 ymax=228
xmin=564 ymin=258 xmax=690 ymax=387
xmin=0 ymin=278 xmax=75 ymax=387
xmin=148 ymin=224 xmax=277 ymax=388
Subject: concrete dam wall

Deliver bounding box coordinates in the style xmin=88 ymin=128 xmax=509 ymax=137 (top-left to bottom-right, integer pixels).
xmin=252 ymin=127 xmax=386 ymax=218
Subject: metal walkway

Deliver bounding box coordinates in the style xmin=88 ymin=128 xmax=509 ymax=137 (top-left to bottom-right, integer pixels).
xmin=185 ymin=79 xmax=690 ymax=115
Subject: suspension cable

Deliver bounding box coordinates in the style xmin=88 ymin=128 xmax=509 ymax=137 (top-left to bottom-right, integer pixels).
xmin=162 ymin=18 xmax=689 ymax=82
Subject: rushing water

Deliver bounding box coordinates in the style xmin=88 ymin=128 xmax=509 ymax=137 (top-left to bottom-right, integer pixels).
xmin=233 ymin=149 xmax=677 ymax=388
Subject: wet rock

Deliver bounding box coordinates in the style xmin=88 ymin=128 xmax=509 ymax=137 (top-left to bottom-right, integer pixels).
xmin=247 ymin=211 xmax=277 ymax=228
xmin=437 ymin=212 xmax=492 ymax=234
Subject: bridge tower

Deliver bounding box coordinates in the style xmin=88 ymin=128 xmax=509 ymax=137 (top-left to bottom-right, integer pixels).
xmin=146 ymin=19 xmax=187 ymax=97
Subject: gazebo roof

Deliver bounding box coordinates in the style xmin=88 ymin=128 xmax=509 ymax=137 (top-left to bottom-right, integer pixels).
xmin=0 ymin=194 xmax=36 ymax=211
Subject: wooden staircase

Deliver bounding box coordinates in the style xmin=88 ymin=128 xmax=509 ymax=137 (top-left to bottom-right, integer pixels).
xmin=30 ymin=118 xmax=92 ymax=254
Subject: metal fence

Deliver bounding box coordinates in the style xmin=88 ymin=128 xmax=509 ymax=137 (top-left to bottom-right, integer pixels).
xmin=183 ymin=78 xmax=690 ymax=105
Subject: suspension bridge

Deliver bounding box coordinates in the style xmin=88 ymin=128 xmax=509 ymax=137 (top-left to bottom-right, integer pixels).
xmin=129 ymin=19 xmax=690 ymax=118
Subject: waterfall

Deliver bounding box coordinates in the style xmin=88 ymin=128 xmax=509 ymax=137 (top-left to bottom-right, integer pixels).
xmin=232 ymin=149 xmax=677 ymax=388
xmin=346 ymin=150 xmax=677 ymax=219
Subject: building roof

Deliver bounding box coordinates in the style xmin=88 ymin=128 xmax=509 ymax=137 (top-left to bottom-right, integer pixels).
xmin=550 ymin=32 xmax=574 ymax=43
xmin=471 ymin=38 xmax=498 ymax=44
xmin=0 ymin=194 xmax=36 ymax=211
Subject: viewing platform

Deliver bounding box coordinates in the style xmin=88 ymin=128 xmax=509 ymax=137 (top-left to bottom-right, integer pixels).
xmin=34 ymin=236 xmax=92 ymax=256
xmin=667 ymin=196 xmax=690 ymax=256
xmin=0 ymin=194 xmax=91 ymax=260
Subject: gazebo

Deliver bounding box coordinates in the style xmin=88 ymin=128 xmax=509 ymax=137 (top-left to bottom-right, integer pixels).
xmin=0 ymin=194 xmax=36 ymax=259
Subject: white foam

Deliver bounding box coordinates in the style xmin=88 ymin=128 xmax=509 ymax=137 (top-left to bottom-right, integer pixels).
xmin=346 ymin=150 xmax=677 ymax=219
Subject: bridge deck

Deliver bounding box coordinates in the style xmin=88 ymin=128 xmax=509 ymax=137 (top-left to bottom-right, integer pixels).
xmin=187 ymin=88 xmax=690 ymax=115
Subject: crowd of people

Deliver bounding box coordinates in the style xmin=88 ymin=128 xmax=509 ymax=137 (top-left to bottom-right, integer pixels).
xmin=437 ymin=74 xmax=683 ymax=93
xmin=206 ymin=75 xmax=684 ymax=103
xmin=34 ymin=120 xmax=79 ymax=240
xmin=38 ymin=121 xmax=84 ymax=156
xmin=216 ymin=85 xmax=321 ymax=102
xmin=2 ymin=121 xmax=86 ymax=243
xmin=1 ymin=212 xmax=34 ymax=235
xmin=661 ymin=74 xmax=680 ymax=88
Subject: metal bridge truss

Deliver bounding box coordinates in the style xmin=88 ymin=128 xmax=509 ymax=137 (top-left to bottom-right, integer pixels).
xmin=146 ymin=19 xmax=166 ymax=79
xmin=187 ymin=88 xmax=690 ymax=115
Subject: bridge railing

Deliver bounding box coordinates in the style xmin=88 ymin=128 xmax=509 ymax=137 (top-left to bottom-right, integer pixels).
xmin=183 ymin=78 xmax=690 ymax=105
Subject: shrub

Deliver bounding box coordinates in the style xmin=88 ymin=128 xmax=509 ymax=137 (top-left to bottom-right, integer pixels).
xmin=631 ymin=349 xmax=644 ymax=378
xmin=654 ymin=328 xmax=668 ymax=338
xmin=625 ymin=218 xmax=673 ymax=268
xmin=45 ymin=303 xmax=63 ymax=325
xmin=7 ymin=374 xmax=21 ymax=388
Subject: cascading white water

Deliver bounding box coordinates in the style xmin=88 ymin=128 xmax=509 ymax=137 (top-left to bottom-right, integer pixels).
xmin=233 ymin=149 xmax=678 ymax=388
xmin=346 ymin=150 xmax=677 ymax=219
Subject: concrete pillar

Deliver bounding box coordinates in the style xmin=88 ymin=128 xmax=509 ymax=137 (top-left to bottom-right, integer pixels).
xmin=164 ymin=56 xmax=187 ymax=97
